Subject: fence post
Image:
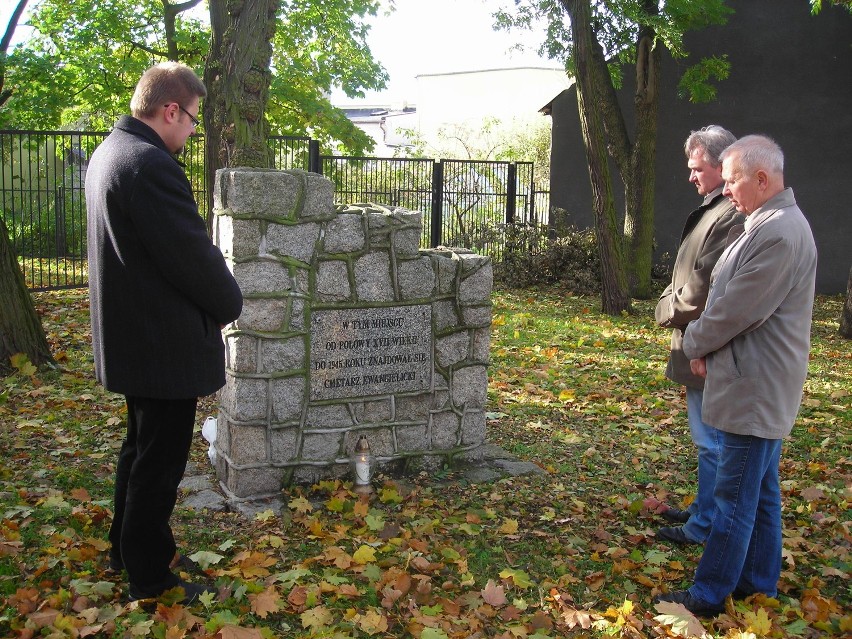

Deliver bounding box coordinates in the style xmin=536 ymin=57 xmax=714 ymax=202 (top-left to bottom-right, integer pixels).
xmin=506 ymin=162 xmax=517 ymax=225
xmin=530 ymin=188 xmax=537 ymax=225
xmin=309 ymin=140 xmax=321 ymax=174
xmin=55 ymin=186 xmax=67 ymax=257
xmin=430 ymin=160 xmax=443 ymax=247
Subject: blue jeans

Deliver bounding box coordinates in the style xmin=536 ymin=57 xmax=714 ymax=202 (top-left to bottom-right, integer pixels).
xmin=689 ymin=432 xmax=783 ymax=605
xmin=682 ymin=387 xmax=720 ymax=543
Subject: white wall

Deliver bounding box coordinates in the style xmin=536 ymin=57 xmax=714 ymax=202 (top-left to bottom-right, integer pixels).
xmin=333 ymin=67 xmax=572 ymax=157
xmin=415 ymin=67 xmax=571 ymax=139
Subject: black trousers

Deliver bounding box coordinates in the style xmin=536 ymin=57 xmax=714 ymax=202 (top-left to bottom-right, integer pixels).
xmin=109 ymin=395 xmax=197 ymax=593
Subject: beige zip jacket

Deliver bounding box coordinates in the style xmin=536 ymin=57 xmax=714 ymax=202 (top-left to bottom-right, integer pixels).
xmin=682 ymin=189 xmax=817 ymax=439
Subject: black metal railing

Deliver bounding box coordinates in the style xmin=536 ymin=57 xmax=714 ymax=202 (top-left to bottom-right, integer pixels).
xmin=1 ymin=130 xmax=548 ymax=290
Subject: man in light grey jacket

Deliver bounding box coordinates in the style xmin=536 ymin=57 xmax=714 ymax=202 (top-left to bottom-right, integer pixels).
xmin=655 ymin=125 xmax=741 ymax=546
xmin=653 ymin=135 xmax=817 ymax=616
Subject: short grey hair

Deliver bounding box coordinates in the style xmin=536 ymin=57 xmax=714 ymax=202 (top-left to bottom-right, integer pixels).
xmin=684 ymin=125 xmax=737 ymax=166
xmin=720 ymin=134 xmax=784 ymax=176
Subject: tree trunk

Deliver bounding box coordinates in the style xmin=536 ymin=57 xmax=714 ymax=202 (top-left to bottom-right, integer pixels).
xmin=623 ymin=19 xmax=660 ymax=300
xmin=0 ymin=0 xmax=30 ymax=108
xmin=840 ymin=265 xmax=852 ymax=338
xmin=0 ymin=216 xmax=55 ymax=374
xmin=204 ymin=0 xmax=279 ymax=228
xmin=563 ymin=0 xmax=631 ymax=315
xmin=162 ymin=0 xmax=204 ymax=62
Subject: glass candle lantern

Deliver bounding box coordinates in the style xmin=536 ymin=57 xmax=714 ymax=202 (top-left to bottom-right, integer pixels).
xmin=350 ymin=434 xmax=374 ymax=493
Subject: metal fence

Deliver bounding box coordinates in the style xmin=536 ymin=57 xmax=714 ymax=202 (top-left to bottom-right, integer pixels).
xmin=319 ymin=156 xmax=548 ymax=261
xmin=1 ymin=130 xmax=549 ymax=291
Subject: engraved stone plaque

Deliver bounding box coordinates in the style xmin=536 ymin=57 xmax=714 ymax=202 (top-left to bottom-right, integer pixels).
xmin=310 ymin=305 xmax=432 ymax=400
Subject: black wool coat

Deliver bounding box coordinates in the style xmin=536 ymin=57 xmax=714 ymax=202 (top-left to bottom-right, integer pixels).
xmin=86 ymin=116 xmax=243 ymax=399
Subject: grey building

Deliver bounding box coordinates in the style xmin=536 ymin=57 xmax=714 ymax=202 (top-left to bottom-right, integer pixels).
xmin=548 ymin=0 xmax=852 ymax=294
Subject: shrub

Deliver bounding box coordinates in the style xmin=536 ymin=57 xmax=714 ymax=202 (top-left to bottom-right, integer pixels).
xmin=495 ymin=224 xmax=601 ymax=294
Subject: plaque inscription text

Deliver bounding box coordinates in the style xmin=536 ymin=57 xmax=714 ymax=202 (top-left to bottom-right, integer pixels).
xmin=310 ymin=305 xmax=432 ymax=400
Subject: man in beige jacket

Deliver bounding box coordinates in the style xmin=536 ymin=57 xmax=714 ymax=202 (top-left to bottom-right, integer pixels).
xmin=654 ymin=135 xmax=817 ymax=616
xmin=655 ymin=125 xmax=742 ymax=546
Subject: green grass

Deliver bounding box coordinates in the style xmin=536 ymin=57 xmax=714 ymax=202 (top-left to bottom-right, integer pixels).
xmin=0 ymin=287 xmax=849 ymax=638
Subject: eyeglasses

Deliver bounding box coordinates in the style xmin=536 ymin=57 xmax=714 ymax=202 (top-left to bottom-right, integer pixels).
xmin=164 ymin=103 xmax=200 ymax=127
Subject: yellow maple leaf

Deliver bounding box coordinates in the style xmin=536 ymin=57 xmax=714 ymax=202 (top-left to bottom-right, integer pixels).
xmin=288 ymin=495 xmax=313 ymax=514
xmin=744 ymin=607 xmax=772 ymax=635
xmin=352 ymin=544 xmax=377 ymax=565
xmin=323 ymin=545 xmax=353 ymax=569
xmin=230 ymin=550 xmax=276 ymax=578
xmin=558 ymin=389 xmax=576 ymax=402
xmin=498 ymin=518 xmax=519 ymax=534
xmin=262 ymin=535 xmax=285 ymax=549
xmin=216 ymin=625 xmax=265 ymax=639
xmin=254 ymin=509 xmax=275 ymax=522
xmin=301 ymin=605 xmax=333 ymax=629
xmin=653 ymin=600 xmax=710 ymax=638
xmin=249 ymin=586 xmax=281 ymax=619
xmin=499 ymin=568 xmax=534 ymax=589
xmin=353 ymin=499 xmax=369 ymax=517
xmin=356 ymin=609 xmax=389 ymax=635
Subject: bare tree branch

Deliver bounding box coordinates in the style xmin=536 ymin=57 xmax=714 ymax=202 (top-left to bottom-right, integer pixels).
xmin=0 ymin=0 xmax=30 ymax=107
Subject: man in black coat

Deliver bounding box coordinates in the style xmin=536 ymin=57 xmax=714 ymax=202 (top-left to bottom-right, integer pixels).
xmin=86 ymin=62 xmax=243 ymax=603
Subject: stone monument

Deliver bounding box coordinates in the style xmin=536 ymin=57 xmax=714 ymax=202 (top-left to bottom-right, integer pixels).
xmin=211 ymin=168 xmax=492 ymax=499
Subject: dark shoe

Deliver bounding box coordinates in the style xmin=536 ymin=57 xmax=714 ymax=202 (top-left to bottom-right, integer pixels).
xmin=656 ymin=526 xmax=701 ymax=546
xmin=111 ymin=552 xmax=201 ymax=575
xmin=661 ymin=507 xmax=691 ymax=524
xmin=653 ymin=589 xmax=724 ymax=617
xmin=107 ymin=555 xmax=124 ymax=573
xmin=129 ymin=579 xmax=217 ymax=604
xmin=171 ymin=553 xmax=205 ymax=576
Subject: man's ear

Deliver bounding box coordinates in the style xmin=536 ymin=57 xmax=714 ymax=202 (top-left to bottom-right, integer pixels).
xmin=162 ymin=103 xmax=178 ymax=124
xmin=756 ymin=169 xmax=769 ymax=191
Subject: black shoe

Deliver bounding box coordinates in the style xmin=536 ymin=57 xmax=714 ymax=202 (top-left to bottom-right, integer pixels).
xmin=661 ymin=507 xmax=691 ymax=524
xmin=129 ymin=579 xmax=217 ymax=604
xmin=171 ymin=553 xmax=205 ymax=577
xmin=107 ymin=555 xmax=124 ymax=573
xmin=653 ymin=589 xmax=724 ymax=617
xmin=656 ymin=526 xmax=701 ymax=546
xmin=111 ymin=552 xmax=201 ymax=575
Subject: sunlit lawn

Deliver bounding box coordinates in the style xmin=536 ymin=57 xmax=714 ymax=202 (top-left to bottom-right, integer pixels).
xmin=0 ymin=287 xmax=848 ymax=638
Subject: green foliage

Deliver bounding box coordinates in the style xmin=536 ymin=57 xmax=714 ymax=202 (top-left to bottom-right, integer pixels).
xmin=0 ymin=0 xmax=387 ymax=153
xmin=266 ymin=0 xmax=388 ymax=154
xmin=677 ymin=55 xmax=731 ymax=103
xmin=402 ymin=116 xmax=552 ymax=183
xmin=1 ymin=0 xmax=209 ymax=130
xmin=811 ymin=0 xmax=852 ymax=14
xmin=494 ymin=0 xmax=732 ymax=82
xmin=3 ymin=176 xmax=87 ymax=259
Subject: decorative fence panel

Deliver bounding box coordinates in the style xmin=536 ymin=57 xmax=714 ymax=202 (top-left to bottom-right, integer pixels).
xmin=317 ymin=156 xmax=548 ymax=262
xmin=0 ymin=130 xmax=105 ymax=290
xmin=1 ymin=130 xmax=548 ymax=291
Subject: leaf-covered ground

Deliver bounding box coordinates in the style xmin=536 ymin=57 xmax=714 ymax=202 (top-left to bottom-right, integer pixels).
xmin=1 ymin=288 xmax=849 ymax=638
